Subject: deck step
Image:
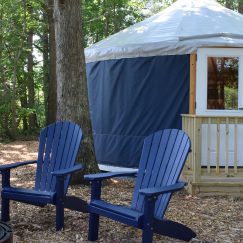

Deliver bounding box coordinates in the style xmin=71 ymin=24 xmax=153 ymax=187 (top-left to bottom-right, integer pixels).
xmin=187 ymin=181 xmax=243 ymax=196
xmin=183 ymin=175 xmax=243 ymax=196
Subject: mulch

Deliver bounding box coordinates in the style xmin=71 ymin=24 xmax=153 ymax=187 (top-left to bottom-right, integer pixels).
xmin=0 ymin=141 xmax=243 ymax=243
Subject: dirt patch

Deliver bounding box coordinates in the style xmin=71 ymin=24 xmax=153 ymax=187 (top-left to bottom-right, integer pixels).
xmin=0 ymin=141 xmax=243 ymax=242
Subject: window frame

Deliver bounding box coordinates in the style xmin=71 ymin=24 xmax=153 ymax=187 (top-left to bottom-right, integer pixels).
xmin=196 ymin=48 xmax=243 ymax=116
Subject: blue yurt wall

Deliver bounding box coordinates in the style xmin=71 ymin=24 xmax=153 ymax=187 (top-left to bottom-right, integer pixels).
xmin=86 ymin=55 xmax=190 ymax=168
xmin=85 ymin=0 xmax=243 ymax=169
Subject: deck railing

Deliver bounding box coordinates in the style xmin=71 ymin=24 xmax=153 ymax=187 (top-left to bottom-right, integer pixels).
xmin=182 ymin=114 xmax=243 ymax=183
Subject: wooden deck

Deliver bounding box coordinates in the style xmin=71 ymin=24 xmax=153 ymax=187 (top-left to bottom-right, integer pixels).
xmin=182 ymin=114 xmax=243 ymax=196
xmin=184 ymin=173 xmax=243 ymax=196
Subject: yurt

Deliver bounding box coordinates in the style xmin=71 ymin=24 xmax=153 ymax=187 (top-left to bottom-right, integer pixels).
xmin=85 ymin=0 xmax=243 ymax=195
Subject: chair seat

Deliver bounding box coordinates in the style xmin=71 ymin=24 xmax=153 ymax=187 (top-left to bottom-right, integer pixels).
xmin=2 ymin=187 xmax=56 ymax=205
xmin=89 ymin=200 xmax=144 ymax=227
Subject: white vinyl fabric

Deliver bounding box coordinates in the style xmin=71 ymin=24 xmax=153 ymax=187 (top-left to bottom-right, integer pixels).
xmin=85 ymin=0 xmax=243 ymax=63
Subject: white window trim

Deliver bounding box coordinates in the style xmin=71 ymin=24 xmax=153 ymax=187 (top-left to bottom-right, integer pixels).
xmin=196 ymin=48 xmax=243 ymax=116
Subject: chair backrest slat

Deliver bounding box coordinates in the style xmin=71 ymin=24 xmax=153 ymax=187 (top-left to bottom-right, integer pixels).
xmin=45 ymin=122 xmax=71 ymax=191
xmin=64 ymin=125 xmax=83 ymax=191
xmin=131 ymin=135 xmax=153 ymax=210
xmin=147 ymin=130 xmax=172 ymax=188
xmin=36 ymin=124 xmax=56 ymax=191
xmin=35 ymin=127 xmax=48 ymax=189
xmin=40 ymin=123 xmax=63 ymax=191
xmin=50 ymin=124 xmax=82 ymax=192
xmin=131 ymin=129 xmax=191 ymax=220
xmin=35 ymin=121 xmax=83 ymax=193
xmin=156 ymin=136 xmax=190 ymax=215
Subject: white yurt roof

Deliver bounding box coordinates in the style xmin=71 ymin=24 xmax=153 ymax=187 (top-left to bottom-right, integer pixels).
xmin=85 ymin=0 xmax=243 ymax=63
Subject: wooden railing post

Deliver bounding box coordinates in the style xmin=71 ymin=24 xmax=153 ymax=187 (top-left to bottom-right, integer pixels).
xmin=225 ymin=117 xmax=229 ymax=175
xmin=189 ymin=54 xmax=197 ymax=115
xmin=234 ymin=118 xmax=238 ymax=175
xmin=193 ymin=117 xmax=201 ymax=183
xmin=216 ymin=118 xmax=220 ymax=174
xmin=207 ymin=117 xmax=211 ymax=174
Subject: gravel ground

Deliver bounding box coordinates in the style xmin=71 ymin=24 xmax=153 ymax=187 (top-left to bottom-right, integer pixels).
xmin=0 ymin=141 xmax=243 ymax=243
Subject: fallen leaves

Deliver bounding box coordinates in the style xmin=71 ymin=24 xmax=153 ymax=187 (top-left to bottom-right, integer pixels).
xmin=0 ymin=141 xmax=243 ymax=242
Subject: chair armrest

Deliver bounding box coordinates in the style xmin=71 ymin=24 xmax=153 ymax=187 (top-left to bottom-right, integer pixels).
xmin=84 ymin=171 xmax=137 ymax=181
xmin=139 ymin=181 xmax=186 ymax=197
xmin=178 ymin=179 xmax=188 ymax=186
xmin=52 ymin=164 xmax=84 ymax=177
xmin=0 ymin=160 xmax=37 ymax=171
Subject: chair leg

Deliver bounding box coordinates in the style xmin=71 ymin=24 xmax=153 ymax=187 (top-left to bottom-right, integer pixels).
xmin=88 ymin=181 xmax=102 ymax=241
xmin=142 ymin=196 xmax=156 ymax=243
xmin=88 ymin=213 xmax=100 ymax=241
xmin=56 ymin=202 xmax=64 ymax=231
xmin=1 ymin=197 xmax=10 ymax=222
xmin=55 ymin=176 xmax=65 ymax=231
xmin=1 ymin=170 xmax=10 ymax=222
xmin=142 ymin=226 xmax=153 ymax=243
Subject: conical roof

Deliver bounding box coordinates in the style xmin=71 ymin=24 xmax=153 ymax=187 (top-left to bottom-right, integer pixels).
xmin=85 ymin=0 xmax=243 ymax=63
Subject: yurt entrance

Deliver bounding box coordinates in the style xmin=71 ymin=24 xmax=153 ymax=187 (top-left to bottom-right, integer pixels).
xmin=182 ymin=48 xmax=243 ymax=196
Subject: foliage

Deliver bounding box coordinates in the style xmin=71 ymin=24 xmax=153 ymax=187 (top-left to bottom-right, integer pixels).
xmin=224 ymin=86 xmax=238 ymax=109
xmin=0 ymin=0 xmax=242 ymax=139
xmin=0 ymin=0 xmax=45 ymax=138
xmin=82 ymin=0 xmax=179 ymax=46
xmin=218 ymin=0 xmax=243 ymax=11
xmin=82 ymin=0 xmax=144 ymax=46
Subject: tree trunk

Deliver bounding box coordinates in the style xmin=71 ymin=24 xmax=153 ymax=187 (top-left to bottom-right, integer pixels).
xmin=42 ymin=0 xmax=57 ymax=126
xmin=27 ymin=4 xmax=37 ymax=130
xmin=42 ymin=9 xmax=49 ymax=126
xmin=104 ymin=0 xmax=110 ymax=37
xmin=54 ymin=0 xmax=98 ymax=182
xmin=0 ymin=2 xmax=3 ymax=85
xmin=20 ymin=83 xmax=28 ymax=131
xmin=47 ymin=0 xmax=57 ymax=124
xmin=27 ymin=31 xmax=37 ymax=129
xmin=9 ymin=51 xmax=21 ymax=139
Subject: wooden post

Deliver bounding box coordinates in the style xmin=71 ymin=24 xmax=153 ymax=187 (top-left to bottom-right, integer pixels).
xmin=182 ymin=115 xmax=192 ymax=170
xmin=193 ymin=117 xmax=201 ymax=183
xmin=188 ymin=116 xmax=192 ymax=170
xmin=207 ymin=117 xmax=211 ymax=174
xmin=225 ymin=117 xmax=229 ymax=175
xmin=189 ymin=54 xmax=197 ymax=114
xmin=216 ymin=118 xmax=220 ymax=174
xmin=234 ymin=118 xmax=238 ymax=175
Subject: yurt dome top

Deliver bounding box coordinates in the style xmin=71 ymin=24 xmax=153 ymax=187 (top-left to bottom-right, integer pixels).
xmin=85 ymin=0 xmax=243 ymax=63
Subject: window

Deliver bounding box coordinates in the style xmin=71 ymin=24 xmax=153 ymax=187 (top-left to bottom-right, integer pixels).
xmin=196 ymin=48 xmax=243 ymax=115
xmin=207 ymin=56 xmax=238 ymax=110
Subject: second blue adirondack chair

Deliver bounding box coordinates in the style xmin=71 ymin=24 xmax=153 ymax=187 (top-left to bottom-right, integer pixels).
xmin=0 ymin=121 xmax=84 ymax=230
xmin=85 ymin=129 xmax=196 ymax=243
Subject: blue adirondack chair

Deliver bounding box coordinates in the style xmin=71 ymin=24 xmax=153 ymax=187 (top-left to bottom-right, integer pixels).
xmin=85 ymin=129 xmax=196 ymax=242
xmin=0 ymin=121 xmax=84 ymax=230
